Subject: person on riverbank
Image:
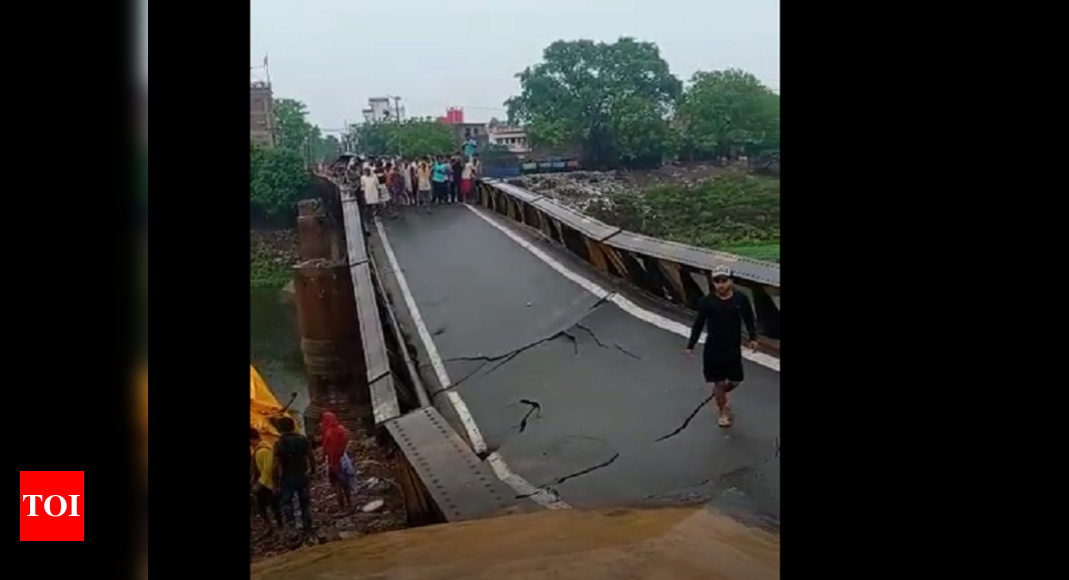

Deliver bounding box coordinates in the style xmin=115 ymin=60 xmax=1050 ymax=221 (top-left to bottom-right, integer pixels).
xmin=320 ymin=412 xmax=355 ymax=511
xmin=250 ymin=427 xmax=283 ymax=530
xmin=273 ymin=417 xmax=316 ymax=531
xmin=684 ymin=266 xmax=759 ymax=428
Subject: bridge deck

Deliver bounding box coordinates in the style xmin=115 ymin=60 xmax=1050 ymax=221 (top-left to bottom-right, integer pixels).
xmin=379 ymin=204 xmax=780 ymax=525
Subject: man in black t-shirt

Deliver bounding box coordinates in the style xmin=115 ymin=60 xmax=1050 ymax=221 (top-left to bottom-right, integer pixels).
xmin=272 ymin=417 xmax=315 ymax=531
xmin=685 ymin=266 xmax=759 ymax=428
xmin=450 ymin=155 xmax=463 ymax=203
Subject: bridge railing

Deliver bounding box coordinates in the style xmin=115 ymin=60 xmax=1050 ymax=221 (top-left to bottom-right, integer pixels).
xmin=312 ymin=168 xmax=521 ymax=527
xmin=474 ymin=178 xmax=781 ymax=351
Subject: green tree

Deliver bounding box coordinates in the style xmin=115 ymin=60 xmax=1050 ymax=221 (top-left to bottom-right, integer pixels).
xmin=675 ymin=69 xmax=779 ymax=159
xmin=315 ymin=134 xmax=341 ymax=161
xmin=273 ymin=98 xmax=345 ymax=164
xmin=352 ymin=118 xmax=455 ymax=158
xmin=273 ymin=98 xmax=316 ymax=152
xmin=505 ymin=38 xmax=682 ymax=168
xmin=250 ymin=141 xmax=312 ymax=222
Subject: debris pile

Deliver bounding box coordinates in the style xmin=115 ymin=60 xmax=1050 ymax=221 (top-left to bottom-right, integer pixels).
xmin=508 ymin=171 xmax=627 ymax=211
xmin=506 ymin=163 xmax=734 ymax=212
xmin=249 ymin=434 xmax=407 ymax=563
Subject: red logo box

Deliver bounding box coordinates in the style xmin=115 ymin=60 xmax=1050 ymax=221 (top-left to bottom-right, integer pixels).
xmin=20 ymin=471 xmax=84 ymax=541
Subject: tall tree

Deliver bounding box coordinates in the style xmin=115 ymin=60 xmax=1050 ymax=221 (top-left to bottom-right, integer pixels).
xmin=675 ymin=69 xmax=779 ymax=159
xmin=352 ymin=118 xmax=455 ymax=158
xmin=250 ymin=142 xmax=312 ymax=222
xmin=273 ymin=98 xmax=315 ymax=152
xmin=506 ymin=38 xmax=682 ymax=168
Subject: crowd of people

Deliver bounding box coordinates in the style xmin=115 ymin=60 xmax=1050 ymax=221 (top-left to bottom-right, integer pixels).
xmin=250 ymin=412 xmax=356 ymax=535
xmin=330 ymin=152 xmax=482 ymax=219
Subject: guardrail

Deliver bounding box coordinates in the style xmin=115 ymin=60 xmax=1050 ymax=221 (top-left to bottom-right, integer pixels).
xmin=313 ymin=169 xmax=520 ymax=527
xmin=474 ymin=178 xmax=781 ymax=349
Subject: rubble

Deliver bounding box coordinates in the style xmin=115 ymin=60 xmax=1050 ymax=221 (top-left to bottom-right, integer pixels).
xmin=249 ymin=435 xmax=407 ymax=563
xmin=505 ymin=163 xmax=733 ymax=212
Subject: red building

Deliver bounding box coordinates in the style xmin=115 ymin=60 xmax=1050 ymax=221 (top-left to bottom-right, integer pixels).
xmin=437 ymin=107 xmax=464 ymax=124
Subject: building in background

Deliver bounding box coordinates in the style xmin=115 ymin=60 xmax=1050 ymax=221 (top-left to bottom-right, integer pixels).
xmin=250 ymin=81 xmax=275 ymax=148
xmin=437 ymin=107 xmax=464 ymax=124
xmin=435 ymin=107 xmax=489 ymax=151
xmin=488 ymin=125 xmax=530 ymax=155
xmin=362 ymin=97 xmax=404 ymax=123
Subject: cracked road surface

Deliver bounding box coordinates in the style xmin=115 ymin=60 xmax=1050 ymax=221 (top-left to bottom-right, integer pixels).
xmin=381 ymin=206 xmax=780 ymax=526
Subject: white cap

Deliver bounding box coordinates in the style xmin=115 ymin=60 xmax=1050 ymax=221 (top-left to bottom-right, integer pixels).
xmin=710 ymin=265 xmax=733 ymax=278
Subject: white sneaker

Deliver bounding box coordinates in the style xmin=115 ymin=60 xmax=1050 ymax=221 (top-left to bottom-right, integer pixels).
xmin=717 ymin=413 xmax=732 ymax=428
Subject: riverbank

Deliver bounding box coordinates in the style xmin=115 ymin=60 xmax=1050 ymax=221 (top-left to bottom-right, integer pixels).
xmin=508 ymin=165 xmax=780 ymax=262
xmin=250 ymin=437 xmax=407 ymax=563
xmin=249 ymin=285 xmax=408 ymax=563
xmin=251 ymin=229 xmax=298 ymax=288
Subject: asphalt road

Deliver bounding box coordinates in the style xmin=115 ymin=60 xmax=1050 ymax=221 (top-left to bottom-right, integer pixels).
xmin=380 ymin=204 xmax=780 ymax=527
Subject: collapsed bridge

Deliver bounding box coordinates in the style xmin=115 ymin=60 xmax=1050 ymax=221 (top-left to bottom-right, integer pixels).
xmin=291 ymin=169 xmax=781 ymax=528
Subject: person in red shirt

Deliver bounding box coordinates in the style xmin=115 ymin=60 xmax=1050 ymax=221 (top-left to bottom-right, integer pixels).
xmin=320 ymin=412 xmax=353 ymax=510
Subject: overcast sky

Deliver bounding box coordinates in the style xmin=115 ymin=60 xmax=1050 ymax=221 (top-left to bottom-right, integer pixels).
xmin=250 ymin=0 xmax=779 ymax=134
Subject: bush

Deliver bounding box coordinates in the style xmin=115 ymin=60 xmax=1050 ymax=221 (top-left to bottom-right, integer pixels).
xmin=250 ymin=143 xmax=313 ymax=224
xmin=587 ymin=171 xmax=779 ymax=260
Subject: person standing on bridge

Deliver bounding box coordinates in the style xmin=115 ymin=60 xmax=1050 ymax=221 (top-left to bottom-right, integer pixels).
xmin=460 ymin=156 xmax=475 ymax=203
xmin=462 ymin=136 xmax=478 ymax=160
xmin=685 ymin=266 xmax=759 ymax=428
xmin=450 ymin=154 xmax=464 ymax=203
xmin=360 ymin=167 xmax=382 ymax=219
xmin=416 ymin=158 xmax=432 ymax=207
xmin=431 ymin=156 xmax=450 ymax=204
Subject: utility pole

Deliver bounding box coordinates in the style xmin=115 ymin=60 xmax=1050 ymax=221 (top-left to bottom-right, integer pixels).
xmin=387 ymin=95 xmax=403 ymax=123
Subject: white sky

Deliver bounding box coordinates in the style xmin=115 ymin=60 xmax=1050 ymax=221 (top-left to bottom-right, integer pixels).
xmin=251 ymin=0 xmax=779 ymax=133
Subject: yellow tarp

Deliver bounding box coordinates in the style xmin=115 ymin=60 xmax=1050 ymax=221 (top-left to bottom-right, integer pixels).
xmin=250 ymin=365 xmax=299 ymax=445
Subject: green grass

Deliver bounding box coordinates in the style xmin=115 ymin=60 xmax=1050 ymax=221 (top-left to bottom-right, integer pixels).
xmin=723 ymin=242 xmax=780 ymax=262
xmin=587 ymin=171 xmax=780 ymax=262
xmin=250 ymin=230 xmax=296 ymax=288
xmin=251 ymin=253 xmax=292 ymax=288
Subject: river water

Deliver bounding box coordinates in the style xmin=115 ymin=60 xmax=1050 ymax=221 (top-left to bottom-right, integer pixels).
xmin=250 ymin=288 xmax=309 ymax=424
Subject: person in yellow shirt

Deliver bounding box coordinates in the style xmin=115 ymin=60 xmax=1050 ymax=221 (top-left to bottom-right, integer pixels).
xmin=250 ymin=428 xmax=283 ymax=529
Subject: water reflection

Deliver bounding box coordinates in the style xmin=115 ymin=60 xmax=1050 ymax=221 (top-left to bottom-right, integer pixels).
xmin=249 ymin=288 xmax=309 ymax=424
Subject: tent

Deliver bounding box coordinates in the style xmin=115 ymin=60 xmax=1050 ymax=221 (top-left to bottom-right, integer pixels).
xmin=250 ymin=365 xmax=299 ymax=444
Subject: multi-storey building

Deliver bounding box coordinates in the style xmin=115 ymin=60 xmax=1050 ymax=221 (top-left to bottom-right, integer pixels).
xmin=250 ymin=81 xmax=275 ymax=148
xmin=487 ymin=125 xmax=530 ymax=154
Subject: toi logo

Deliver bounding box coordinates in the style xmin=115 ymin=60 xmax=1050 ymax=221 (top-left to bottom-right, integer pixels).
xmin=20 ymin=471 xmax=84 ymax=541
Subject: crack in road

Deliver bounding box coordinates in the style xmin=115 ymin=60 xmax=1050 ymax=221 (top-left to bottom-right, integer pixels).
xmin=444 ymin=329 xmax=575 ymax=364
xmin=433 ymin=331 xmax=577 ymax=398
xmin=642 ymin=478 xmax=713 ymax=501
xmin=552 ymin=452 xmax=621 ymax=485
xmin=574 ymin=323 xmax=641 ymax=359
xmin=654 ymin=393 xmax=716 ymax=442
xmin=515 ymin=452 xmax=622 ymax=501
xmin=517 ymin=399 xmax=542 ymax=433
xmin=432 ymin=298 xmax=615 ymax=396
xmin=589 ymin=291 xmax=618 ymax=311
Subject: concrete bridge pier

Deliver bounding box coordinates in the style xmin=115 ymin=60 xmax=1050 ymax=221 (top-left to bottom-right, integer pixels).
xmin=292 ymin=199 xmax=372 ymax=436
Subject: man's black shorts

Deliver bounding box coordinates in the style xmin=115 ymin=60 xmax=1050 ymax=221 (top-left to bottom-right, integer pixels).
xmin=703 ymin=355 xmax=744 ymax=386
